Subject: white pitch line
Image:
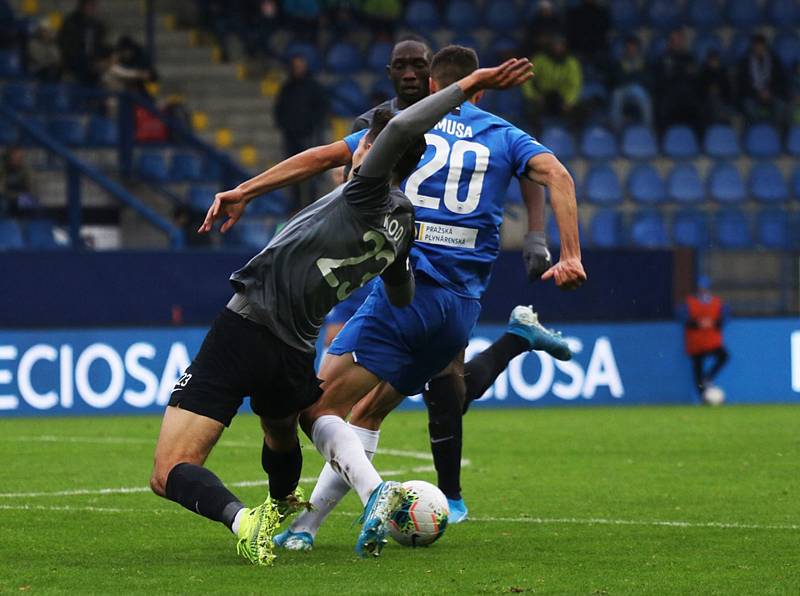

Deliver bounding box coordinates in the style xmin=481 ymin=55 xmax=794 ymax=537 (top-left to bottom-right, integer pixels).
xmin=0 ymin=504 xmax=796 ymax=532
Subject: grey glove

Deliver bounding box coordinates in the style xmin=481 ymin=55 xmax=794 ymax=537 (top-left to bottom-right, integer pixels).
xmin=522 ymin=231 xmax=552 ymax=281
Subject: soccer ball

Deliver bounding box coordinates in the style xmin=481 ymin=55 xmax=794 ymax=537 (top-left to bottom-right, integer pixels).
xmin=388 ymin=480 xmax=449 ymax=547
xmin=703 ymin=385 xmax=726 ymax=406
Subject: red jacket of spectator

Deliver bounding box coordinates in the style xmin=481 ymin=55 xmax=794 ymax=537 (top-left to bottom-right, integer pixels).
xmin=684 ymin=294 xmax=724 ymax=356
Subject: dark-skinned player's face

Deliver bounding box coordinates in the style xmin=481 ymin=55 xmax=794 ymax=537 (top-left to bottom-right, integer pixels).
xmin=386 ymin=41 xmax=431 ymax=107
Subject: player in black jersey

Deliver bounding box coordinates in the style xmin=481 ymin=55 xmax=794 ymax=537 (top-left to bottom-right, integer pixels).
xmin=150 ymin=58 xmax=535 ymax=565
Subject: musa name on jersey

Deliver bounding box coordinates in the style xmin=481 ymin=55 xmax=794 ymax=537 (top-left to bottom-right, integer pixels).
xmin=345 ymin=102 xmax=551 ymax=299
xmin=228 ymin=174 xmax=415 ymax=352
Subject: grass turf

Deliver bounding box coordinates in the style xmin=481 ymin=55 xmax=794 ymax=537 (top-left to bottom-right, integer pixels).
xmin=0 ymin=405 xmax=798 ymax=595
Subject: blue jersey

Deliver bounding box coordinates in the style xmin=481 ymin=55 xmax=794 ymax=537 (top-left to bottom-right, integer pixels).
xmin=344 ymin=102 xmax=551 ymax=299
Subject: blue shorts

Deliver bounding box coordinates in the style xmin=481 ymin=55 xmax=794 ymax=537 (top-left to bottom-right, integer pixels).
xmin=325 ymin=279 xmax=377 ymax=325
xmin=327 ymin=277 xmax=481 ymax=395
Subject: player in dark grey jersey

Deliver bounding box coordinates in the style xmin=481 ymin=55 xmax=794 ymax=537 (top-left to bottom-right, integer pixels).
xmin=149 ymin=58 xmax=535 ymax=566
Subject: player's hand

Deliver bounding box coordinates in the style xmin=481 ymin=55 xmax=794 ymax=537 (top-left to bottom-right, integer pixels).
xmin=472 ymin=58 xmax=534 ymax=91
xmin=198 ymin=187 xmax=248 ymax=234
xmin=522 ymin=231 xmax=552 ymax=281
xmin=541 ymin=257 xmax=586 ymax=291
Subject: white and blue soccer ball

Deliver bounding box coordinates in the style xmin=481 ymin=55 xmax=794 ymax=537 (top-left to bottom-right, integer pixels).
xmin=388 ymin=480 xmax=449 ymax=547
xmin=703 ymin=385 xmax=726 ymax=406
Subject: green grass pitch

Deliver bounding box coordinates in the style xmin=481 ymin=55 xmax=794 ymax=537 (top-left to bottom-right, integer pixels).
xmin=1 ymin=405 xmax=798 ymax=595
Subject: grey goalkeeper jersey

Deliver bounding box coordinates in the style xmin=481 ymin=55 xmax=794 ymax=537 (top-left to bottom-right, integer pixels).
xmin=229 ymin=176 xmax=415 ymax=352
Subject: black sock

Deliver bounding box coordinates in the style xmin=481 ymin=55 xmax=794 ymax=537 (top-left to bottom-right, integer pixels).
xmin=463 ymin=333 xmax=529 ymax=412
xmin=423 ymin=374 xmax=465 ymax=501
xmin=261 ymin=439 xmax=303 ymax=501
xmin=165 ymin=463 xmax=244 ymax=530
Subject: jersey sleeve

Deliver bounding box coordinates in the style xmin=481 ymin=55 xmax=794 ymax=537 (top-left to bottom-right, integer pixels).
xmin=343 ymin=129 xmax=368 ymax=155
xmin=506 ymin=126 xmax=553 ymax=178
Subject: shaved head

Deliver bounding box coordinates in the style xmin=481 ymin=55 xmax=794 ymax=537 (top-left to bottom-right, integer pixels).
xmin=387 ymin=36 xmax=432 ymax=108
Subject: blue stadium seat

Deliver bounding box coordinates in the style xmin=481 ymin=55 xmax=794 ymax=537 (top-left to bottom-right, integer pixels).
xmin=86 ymin=116 xmax=117 ymax=146
xmin=590 ymin=209 xmax=624 ymax=248
xmin=231 ymin=219 xmax=275 ymax=249
xmin=136 ymin=151 xmax=169 ymax=182
xmin=541 ymin=126 xmax=576 ymax=161
xmin=486 ymin=36 xmax=519 ymax=64
xmin=585 ymin=164 xmax=623 ymax=205
xmin=749 ymin=162 xmax=789 ymax=203
xmin=325 ymin=41 xmax=362 ymax=74
xmin=709 ymin=162 xmax=746 ymax=203
xmin=188 ymin=186 xmax=215 ymax=213
xmin=0 ymin=50 xmax=21 ymax=78
xmin=794 ymin=167 xmax=800 ymax=199
xmin=622 ymin=125 xmax=657 ymax=159
xmin=628 ymin=164 xmax=666 ymax=204
xmin=767 ymin=0 xmax=799 ymax=25
xmin=49 ymin=117 xmax=85 ymax=146
xmin=2 ymin=82 xmax=35 ymax=111
xmin=370 ymin=78 xmax=394 ymax=103
xmin=489 ymin=86 xmax=524 ymax=121
xmin=689 ymin=0 xmax=723 ymax=29
xmin=283 ymin=41 xmax=321 ymax=72
xmin=647 ymin=35 xmax=668 ymax=63
xmin=630 ymin=210 xmax=670 ymax=247
xmin=667 ymin=163 xmax=705 ymax=203
xmin=756 ymin=208 xmax=790 ymax=248
xmin=25 ymin=219 xmax=60 ymax=249
xmin=692 ymin=33 xmax=723 ymax=62
xmin=248 ymin=190 xmax=291 ymax=216
xmin=714 ymin=208 xmax=753 ymax=248
xmin=0 ymin=119 xmax=17 ymax=145
xmin=663 ymin=125 xmax=699 ymax=158
xmin=787 ymin=126 xmax=800 ymax=157
xmin=0 ymin=218 xmax=24 ymax=250
xmin=647 ymin=0 xmax=684 ymax=30
xmin=330 ymin=79 xmax=367 ymax=117
xmin=580 ymin=126 xmax=617 ymax=160
xmin=170 ymin=152 xmax=203 ymax=182
xmin=451 ymin=35 xmax=480 ymax=53
xmin=773 ymin=33 xmax=800 ymax=69
xmin=744 ymin=124 xmax=781 ymax=158
xmin=37 ymin=85 xmax=72 ymax=113
xmin=546 ymin=215 xmax=585 ymax=247
xmin=611 ymin=0 xmax=641 ymax=29
xmin=405 ymin=0 xmax=439 ymax=30
xmin=725 ymin=32 xmax=750 ymax=65
xmin=672 ymin=209 xmax=711 ymax=248
xmin=704 ymin=124 xmax=740 ymax=158
xmin=486 ymin=0 xmax=517 ymax=31
xmin=446 ymin=0 xmax=480 ymax=31
xmin=726 ymin=0 xmax=763 ymax=28
xmin=366 ymin=41 xmax=393 ymax=71
xmin=580 ymin=80 xmax=609 ymax=103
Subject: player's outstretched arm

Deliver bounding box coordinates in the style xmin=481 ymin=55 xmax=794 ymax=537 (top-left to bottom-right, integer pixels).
xmin=359 ymin=58 xmax=534 ymax=180
xmin=198 ymin=140 xmax=353 ymax=234
xmin=519 ymin=178 xmax=552 ymax=281
xmin=525 ymin=153 xmax=587 ymax=290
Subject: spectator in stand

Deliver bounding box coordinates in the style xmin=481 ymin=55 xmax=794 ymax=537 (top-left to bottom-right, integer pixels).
xmin=0 ymin=146 xmax=38 ymax=217
xmin=523 ymin=36 xmax=583 ymax=131
xmin=28 ymin=19 xmax=62 ymax=81
xmin=274 ymin=54 xmax=328 ymax=211
xmin=738 ymin=33 xmax=788 ymax=126
xmin=566 ymin=0 xmax=609 ymax=71
xmin=57 ymin=0 xmax=108 ymax=85
xmin=527 ymin=0 xmax=563 ymax=56
xmin=103 ymin=35 xmax=157 ymax=95
xmin=698 ymin=49 xmax=735 ymax=126
xmin=609 ymin=35 xmax=653 ymax=131
xmin=654 ymin=28 xmax=699 ymax=133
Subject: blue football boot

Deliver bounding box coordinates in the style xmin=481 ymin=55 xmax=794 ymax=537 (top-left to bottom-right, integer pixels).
xmin=355 ymin=481 xmax=406 ymax=558
xmin=447 ymin=498 xmax=469 ymax=524
xmin=506 ymin=305 xmax=572 ymax=361
xmin=273 ymin=529 xmax=314 ymax=551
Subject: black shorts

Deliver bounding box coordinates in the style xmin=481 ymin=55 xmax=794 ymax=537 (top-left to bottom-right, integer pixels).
xmin=168 ymin=308 xmax=322 ymax=427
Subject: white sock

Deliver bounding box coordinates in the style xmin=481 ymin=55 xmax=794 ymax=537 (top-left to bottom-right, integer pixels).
xmin=230 ymin=507 xmax=246 ymax=535
xmin=291 ymin=424 xmax=380 ymax=537
xmin=310 ymin=415 xmax=383 ymax=505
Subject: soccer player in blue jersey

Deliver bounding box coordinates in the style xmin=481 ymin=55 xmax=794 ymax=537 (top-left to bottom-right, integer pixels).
xmin=207 ymin=40 xmax=562 ymax=527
